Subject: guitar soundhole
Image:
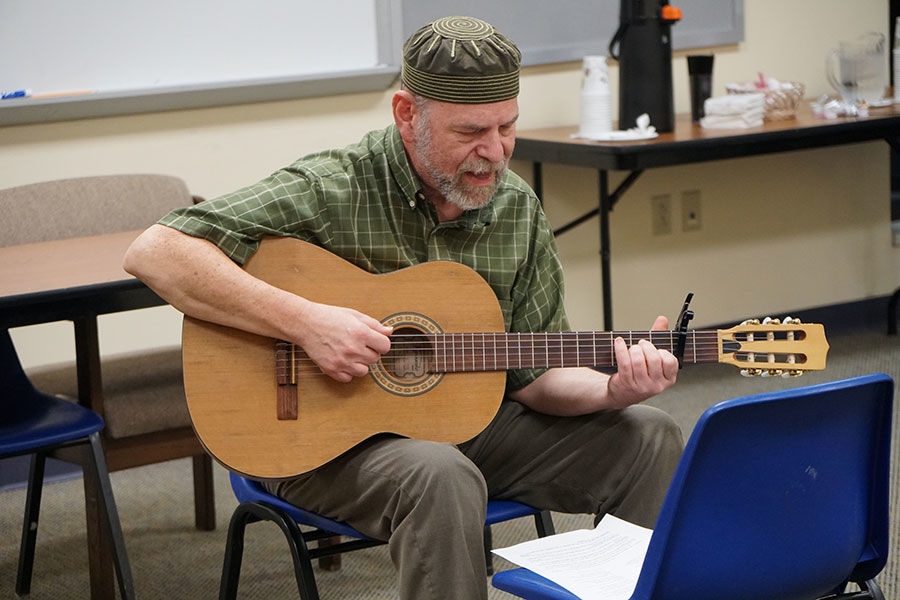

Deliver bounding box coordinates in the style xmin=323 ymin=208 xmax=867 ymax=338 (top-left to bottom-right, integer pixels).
xmin=369 ymin=312 xmax=444 ymax=397
xmin=383 ymin=326 xmax=432 ymax=380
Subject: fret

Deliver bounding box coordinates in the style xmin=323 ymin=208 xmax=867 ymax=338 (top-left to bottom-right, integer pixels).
xmin=555 ymin=333 xmax=564 ymax=367
xmin=491 ymin=332 xmax=498 ymax=371
xmin=692 ymin=330 xmax=697 ymax=364
xmin=451 ymin=333 xmax=457 ymax=372
xmin=519 ymin=333 xmax=534 ymax=369
xmin=609 ymin=331 xmax=616 ymax=367
xmin=503 ymin=332 xmax=509 ymax=370
xmin=473 ymin=333 xmax=480 ymax=372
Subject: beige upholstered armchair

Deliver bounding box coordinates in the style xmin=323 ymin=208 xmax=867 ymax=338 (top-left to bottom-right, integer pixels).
xmin=0 ymin=174 xmax=215 ymax=531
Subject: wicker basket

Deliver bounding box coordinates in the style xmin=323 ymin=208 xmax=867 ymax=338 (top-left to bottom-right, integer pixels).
xmin=726 ymin=81 xmax=805 ymax=120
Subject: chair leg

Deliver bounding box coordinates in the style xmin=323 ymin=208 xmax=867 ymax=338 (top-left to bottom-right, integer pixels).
xmin=85 ymin=433 xmax=135 ymax=600
xmin=534 ymin=510 xmax=555 ymax=537
xmin=220 ymin=505 xmax=251 ymax=600
xmin=484 ymin=525 xmax=495 ymax=576
xmin=483 ymin=511 xmax=555 ymax=576
xmin=888 ymin=287 xmax=900 ymax=335
xmin=858 ymin=579 xmax=886 ymax=600
xmin=16 ymin=452 xmax=46 ymax=596
xmin=193 ymin=453 xmax=216 ymax=531
xmin=221 ymin=502 xmax=321 ymax=600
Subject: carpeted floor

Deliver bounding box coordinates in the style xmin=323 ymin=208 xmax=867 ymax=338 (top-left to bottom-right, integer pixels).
xmin=1 ymin=322 xmax=898 ymax=599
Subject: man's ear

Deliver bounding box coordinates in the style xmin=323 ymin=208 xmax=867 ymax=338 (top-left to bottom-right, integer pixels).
xmin=392 ymin=90 xmax=417 ymax=143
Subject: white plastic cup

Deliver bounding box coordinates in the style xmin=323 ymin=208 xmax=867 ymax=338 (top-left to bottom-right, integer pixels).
xmin=579 ymin=56 xmax=612 ymax=136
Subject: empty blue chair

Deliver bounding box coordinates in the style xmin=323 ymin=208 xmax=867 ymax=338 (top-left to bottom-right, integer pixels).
xmin=492 ymin=374 xmax=893 ymax=600
xmin=221 ymin=471 xmax=555 ymax=599
xmin=1 ymin=330 xmax=134 ymax=598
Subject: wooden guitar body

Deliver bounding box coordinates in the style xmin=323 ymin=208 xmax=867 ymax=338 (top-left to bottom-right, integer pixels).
xmin=182 ymin=237 xmax=506 ymax=479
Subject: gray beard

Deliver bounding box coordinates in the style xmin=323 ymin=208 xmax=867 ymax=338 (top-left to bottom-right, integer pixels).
xmin=429 ymin=160 xmax=506 ymax=211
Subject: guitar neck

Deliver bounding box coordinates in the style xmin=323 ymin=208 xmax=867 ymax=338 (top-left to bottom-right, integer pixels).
xmin=416 ymin=330 xmax=720 ymax=372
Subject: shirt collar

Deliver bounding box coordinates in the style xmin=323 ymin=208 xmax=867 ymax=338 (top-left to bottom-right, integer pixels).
xmin=385 ymin=124 xmax=495 ymax=228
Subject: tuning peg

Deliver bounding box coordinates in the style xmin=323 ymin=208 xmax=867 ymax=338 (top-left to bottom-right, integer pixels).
xmin=740 ymin=368 xmax=763 ymax=377
xmin=782 ymin=369 xmax=804 ymax=378
xmin=762 ymin=317 xmax=781 ymax=325
xmin=741 ymin=318 xmax=761 ymax=326
xmin=766 ymin=369 xmax=784 ymax=377
xmin=782 ymin=316 xmax=801 ymax=324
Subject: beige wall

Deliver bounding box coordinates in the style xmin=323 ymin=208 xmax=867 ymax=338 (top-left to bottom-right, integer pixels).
xmin=4 ymin=0 xmax=896 ymax=368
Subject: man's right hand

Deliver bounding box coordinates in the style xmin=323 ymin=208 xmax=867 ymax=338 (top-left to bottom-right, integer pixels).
xmin=296 ymin=301 xmax=393 ymax=383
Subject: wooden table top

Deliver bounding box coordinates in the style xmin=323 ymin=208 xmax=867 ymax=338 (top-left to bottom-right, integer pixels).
xmin=0 ymin=229 xmax=142 ymax=299
xmin=514 ymin=102 xmax=900 ymax=170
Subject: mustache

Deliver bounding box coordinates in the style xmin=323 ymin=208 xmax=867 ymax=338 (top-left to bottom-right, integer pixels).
xmin=457 ymin=157 xmax=507 ymax=176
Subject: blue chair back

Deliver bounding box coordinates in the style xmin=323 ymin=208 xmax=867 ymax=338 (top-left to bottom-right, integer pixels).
xmin=631 ymin=373 xmax=893 ymax=600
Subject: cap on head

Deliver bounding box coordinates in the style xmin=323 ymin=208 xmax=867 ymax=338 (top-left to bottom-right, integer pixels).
xmin=401 ymin=16 xmax=521 ymax=104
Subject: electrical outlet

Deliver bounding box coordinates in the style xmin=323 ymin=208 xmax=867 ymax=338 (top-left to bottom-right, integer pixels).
xmin=681 ymin=190 xmax=702 ymax=232
xmin=651 ymin=194 xmax=672 ymax=235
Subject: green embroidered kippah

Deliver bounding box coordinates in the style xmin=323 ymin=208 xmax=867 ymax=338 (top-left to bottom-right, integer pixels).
xmin=401 ymin=16 xmax=521 ymax=104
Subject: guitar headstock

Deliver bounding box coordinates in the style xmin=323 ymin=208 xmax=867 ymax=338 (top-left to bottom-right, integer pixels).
xmin=717 ymin=317 xmax=829 ymax=377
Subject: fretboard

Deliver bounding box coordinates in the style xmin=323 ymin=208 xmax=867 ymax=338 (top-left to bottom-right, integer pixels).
xmin=386 ymin=330 xmax=722 ymax=373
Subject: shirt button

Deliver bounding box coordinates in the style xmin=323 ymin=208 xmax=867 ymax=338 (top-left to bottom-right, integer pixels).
xmin=409 ymin=199 xmax=416 ymax=208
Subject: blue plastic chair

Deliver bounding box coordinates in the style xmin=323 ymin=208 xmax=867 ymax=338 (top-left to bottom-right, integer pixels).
xmin=220 ymin=471 xmax=555 ymax=599
xmin=1 ymin=329 xmax=134 ymax=598
xmin=492 ymin=373 xmax=894 ymax=600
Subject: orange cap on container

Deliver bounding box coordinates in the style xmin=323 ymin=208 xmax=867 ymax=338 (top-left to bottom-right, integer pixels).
xmin=662 ymin=5 xmax=682 ymax=21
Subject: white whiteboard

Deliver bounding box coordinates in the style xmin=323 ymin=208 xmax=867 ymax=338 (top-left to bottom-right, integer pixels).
xmin=0 ymin=0 xmax=402 ymax=125
xmin=2 ymin=0 xmax=387 ymax=94
xmin=0 ymin=0 xmax=742 ymax=126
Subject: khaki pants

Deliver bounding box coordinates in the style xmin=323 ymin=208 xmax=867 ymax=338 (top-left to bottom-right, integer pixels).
xmin=264 ymin=401 xmax=684 ymax=599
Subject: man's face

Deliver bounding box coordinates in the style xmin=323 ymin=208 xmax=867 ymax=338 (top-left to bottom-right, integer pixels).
xmin=410 ymin=97 xmax=518 ymax=211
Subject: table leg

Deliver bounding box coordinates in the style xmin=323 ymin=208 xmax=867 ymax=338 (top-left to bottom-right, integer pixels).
xmin=83 ymin=450 xmax=117 ymax=599
xmin=74 ymin=316 xmax=103 ymax=409
xmin=72 ymin=316 xmax=117 ymax=599
xmin=532 ymin=161 xmax=543 ymax=202
xmin=598 ymin=171 xmax=613 ymax=330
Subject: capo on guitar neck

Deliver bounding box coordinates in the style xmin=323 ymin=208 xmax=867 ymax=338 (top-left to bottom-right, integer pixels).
xmin=673 ymin=293 xmax=695 ymax=369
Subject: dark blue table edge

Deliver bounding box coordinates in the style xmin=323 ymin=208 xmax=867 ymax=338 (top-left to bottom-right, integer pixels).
xmin=0 ymin=279 xmax=165 ymax=329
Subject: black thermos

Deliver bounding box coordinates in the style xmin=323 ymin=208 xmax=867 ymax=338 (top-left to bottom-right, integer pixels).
xmin=608 ymin=0 xmax=682 ymax=132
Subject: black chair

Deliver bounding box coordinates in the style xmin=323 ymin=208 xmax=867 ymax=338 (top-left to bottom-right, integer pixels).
xmin=1 ymin=330 xmax=134 ymax=599
xmin=221 ymin=471 xmax=554 ymax=599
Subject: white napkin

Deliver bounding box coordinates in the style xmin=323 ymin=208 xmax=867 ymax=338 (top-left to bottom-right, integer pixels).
xmin=700 ymin=93 xmax=765 ymax=129
xmin=573 ymin=113 xmax=658 ymax=141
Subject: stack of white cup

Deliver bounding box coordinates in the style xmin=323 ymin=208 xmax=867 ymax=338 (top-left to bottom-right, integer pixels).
xmin=578 ymin=55 xmax=613 ymax=138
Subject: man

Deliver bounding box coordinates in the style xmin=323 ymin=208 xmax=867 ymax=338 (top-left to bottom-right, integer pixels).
xmin=124 ymin=16 xmax=683 ymax=599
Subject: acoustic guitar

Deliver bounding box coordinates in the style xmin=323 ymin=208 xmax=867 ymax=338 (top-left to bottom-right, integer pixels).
xmin=182 ymin=237 xmax=829 ymax=479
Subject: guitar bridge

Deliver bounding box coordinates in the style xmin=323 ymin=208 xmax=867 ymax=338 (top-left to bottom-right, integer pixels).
xmin=275 ymin=340 xmax=299 ymax=420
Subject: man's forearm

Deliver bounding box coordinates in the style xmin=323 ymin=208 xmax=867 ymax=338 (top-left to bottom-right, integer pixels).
xmin=123 ymin=224 xmax=306 ymax=341
xmin=508 ymin=367 xmax=614 ymax=416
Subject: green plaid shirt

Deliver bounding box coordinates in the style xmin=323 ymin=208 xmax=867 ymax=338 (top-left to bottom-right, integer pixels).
xmin=159 ymin=124 xmax=569 ymax=391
